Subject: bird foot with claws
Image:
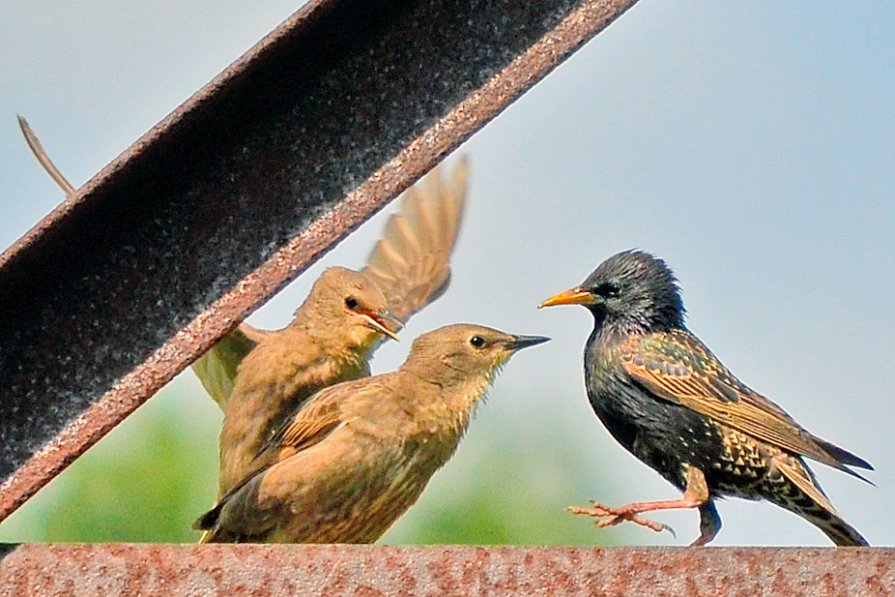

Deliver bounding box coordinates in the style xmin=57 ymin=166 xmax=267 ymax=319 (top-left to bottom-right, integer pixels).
xmin=569 ymin=501 xmax=677 ymax=537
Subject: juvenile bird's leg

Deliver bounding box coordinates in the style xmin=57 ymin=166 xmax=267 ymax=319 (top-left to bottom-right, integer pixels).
xmin=570 ymin=467 xmax=712 ymax=542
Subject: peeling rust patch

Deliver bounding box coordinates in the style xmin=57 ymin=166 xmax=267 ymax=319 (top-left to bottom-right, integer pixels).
xmin=0 ymin=0 xmax=639 ymax=522
xmin=1 ymin=546 xmax=893 ymax=596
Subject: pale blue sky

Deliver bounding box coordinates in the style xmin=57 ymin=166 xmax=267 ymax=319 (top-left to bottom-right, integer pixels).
xmin=1 ymin=2 xmax=893 ymax=546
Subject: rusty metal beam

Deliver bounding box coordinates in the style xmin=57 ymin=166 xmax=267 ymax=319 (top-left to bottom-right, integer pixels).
xmin=1 ymin=545 xmax=892 ymax=595
xmin=0 ymin=0 xmax=639 ymax=522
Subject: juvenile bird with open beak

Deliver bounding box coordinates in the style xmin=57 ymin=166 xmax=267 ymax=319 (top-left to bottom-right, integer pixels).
xmin=216 ymin=268 xmax=404 ymax=496
xmin=195 ymin=324 xmax=549 ymax=543
xmin=540 ymin=250 xmax=872 ymax=546
xmin=192 ymin=160 xmax=469 ymax=413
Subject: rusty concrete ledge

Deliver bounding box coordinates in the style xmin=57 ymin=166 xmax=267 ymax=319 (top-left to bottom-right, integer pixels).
xmin=1 ymin=545 xmax=892 ymax=596
xmin=0 ymin=0 xmax=640 ymax=522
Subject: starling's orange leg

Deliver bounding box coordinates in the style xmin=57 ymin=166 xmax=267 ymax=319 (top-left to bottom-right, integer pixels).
xmin=571 ymin=466 xmax=712 ymax=541
xmin=569 ymin=501 xmax=676 ymax=535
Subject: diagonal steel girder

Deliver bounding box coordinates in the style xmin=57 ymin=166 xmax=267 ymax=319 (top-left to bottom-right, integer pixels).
xmin=0 ymin=0 xmax=639 ymax=522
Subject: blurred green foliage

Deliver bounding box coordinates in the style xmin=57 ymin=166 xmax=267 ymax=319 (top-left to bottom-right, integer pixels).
xmin=0 ymin=376 xmax=620 ymax=546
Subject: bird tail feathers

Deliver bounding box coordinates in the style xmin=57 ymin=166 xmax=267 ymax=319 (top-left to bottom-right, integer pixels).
xmin=774 ymin=456 xmax=869 ymax=546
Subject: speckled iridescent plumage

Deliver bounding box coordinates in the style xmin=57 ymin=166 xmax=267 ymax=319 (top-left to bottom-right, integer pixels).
xmin=540 ymin=250 xmax=871 ymax=546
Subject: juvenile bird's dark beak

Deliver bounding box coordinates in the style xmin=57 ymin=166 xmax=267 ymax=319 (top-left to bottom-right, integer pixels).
xmin=359 ymin=310 xmax=403 ymax=341
xmin=508 ymin=335 xmax=551 ymax=351
xmin=538 ymin=286 xmax=597 ymax=308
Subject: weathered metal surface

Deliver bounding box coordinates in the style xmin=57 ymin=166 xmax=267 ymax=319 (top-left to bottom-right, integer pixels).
xmin=0 ymin=0 xmax=640 ymax=523
xmin=1 ymin=545 xmax=891 ymax=596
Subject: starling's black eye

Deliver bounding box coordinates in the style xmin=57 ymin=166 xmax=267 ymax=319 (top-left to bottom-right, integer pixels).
xmin=593 ymin=282 xmax=621 ymax=299
xmin=345 ymin=296 xmax=359 ymax=310
xmin=469 ymin=335 xmax=486 ymax=348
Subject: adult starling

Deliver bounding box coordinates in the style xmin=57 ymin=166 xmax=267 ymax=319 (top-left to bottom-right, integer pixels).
xmin=194 ymin=324 xmax=549 ymax=543
xmin=212 ymin=161 xmax=469 ymax=497
xmin=539 ymin=250 xmax=872 ymax=546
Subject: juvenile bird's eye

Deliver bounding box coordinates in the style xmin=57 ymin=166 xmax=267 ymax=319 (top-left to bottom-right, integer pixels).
xmin=469 ymin=335 xmax=486 ymax=348
xmin=345 ymin=296 xmax=359 ymax=310
xmin=593 ymin=282 xmax=621 ymax=299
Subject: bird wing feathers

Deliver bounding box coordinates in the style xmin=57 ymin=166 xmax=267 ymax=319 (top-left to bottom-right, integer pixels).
xmin=362 ymin=158 xmax=468 ymax=323
xmin=620 ymin=330 xmax=872 ymax=478
xmin=191 ymin=160 xmax=468 ymax=410
xmin=259 ymin=378 xmax=384 ymax=459
xmin=196 ymin=380 xmax=379 ymax=538
xmin=191 ymin=323 xmax=272 ymax=410
xmin=772 ymin=453 xmax=840 ymax=516
xmin=265 ymin=385 xmax=347 ymax=459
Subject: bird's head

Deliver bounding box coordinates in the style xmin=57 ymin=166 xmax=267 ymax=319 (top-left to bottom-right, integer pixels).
xmin=403 ymin=324 xmax=549 ymax=397
xmin=539 ymin=250 xmax=685 ymax=333
xmin=298 ymin=267 xmax=403 ymax=348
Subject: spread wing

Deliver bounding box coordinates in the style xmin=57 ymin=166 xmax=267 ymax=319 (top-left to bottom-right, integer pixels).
xmin=191 ymin=323 xmax=272 ymax=410
xmin=195 ymin=159 xmax=468 ymax=410
xmin=620 ymin=330 xmax=872 ymax=479
xmin=362 ymin=158 xmax=468 ymax=323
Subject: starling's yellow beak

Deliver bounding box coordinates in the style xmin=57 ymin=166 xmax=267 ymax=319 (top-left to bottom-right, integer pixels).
xmin=358 ymin=310 xmax=402 ymax=341
xmin=538 ymin=286 xmax=597 ymax=308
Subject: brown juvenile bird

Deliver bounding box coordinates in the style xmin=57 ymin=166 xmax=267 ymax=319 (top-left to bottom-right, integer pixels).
xmin=539 ymin=250 xmax=872 ymax=546
xmin=194 ymin=324 xmax=549 ymax=543
xmin=212 ymin=162 xmax=469 ymax=497
xmin=193 ymin=159 xmax=469 ymax=412
xmin=191 ymin=160 xmax=467 ymax=412
xmin=215 ymin=268 xmax=404 ymax=497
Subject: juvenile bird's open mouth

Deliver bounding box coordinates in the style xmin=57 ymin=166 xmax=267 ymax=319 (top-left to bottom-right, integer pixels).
xmin=358 ymin=311 xmax=402 ymax=341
